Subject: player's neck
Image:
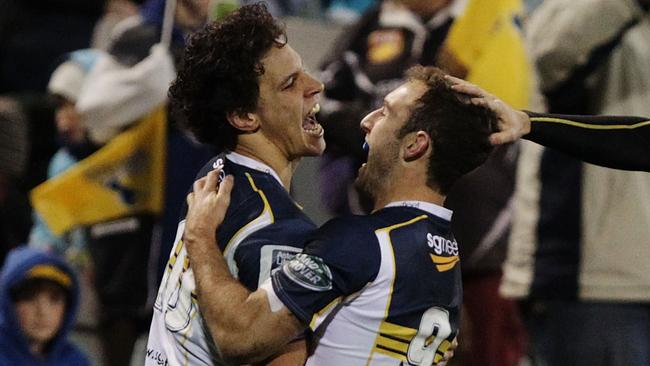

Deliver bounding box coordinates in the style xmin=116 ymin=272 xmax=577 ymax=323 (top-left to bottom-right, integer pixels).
xmin=233 ymin=141 xmax=298 ymax=190
xmin=374 ymin=186 xmax=446 ymax=212
xmin=372 ymin=168 xmax=446 ymax=211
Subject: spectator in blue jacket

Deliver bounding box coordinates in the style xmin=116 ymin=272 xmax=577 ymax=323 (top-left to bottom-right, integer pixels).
xmin=0 ymin=246 xmax=88 ymax=366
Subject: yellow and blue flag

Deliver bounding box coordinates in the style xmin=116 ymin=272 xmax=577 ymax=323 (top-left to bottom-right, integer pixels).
xmin=31 ymin=107 xmax=167 ymax=235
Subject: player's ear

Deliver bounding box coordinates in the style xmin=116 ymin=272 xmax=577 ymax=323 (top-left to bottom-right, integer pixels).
xmin=227 ymin=111 xmax=260 ymax=132
xmin=403 ymin=131 xmax=430 ymax=162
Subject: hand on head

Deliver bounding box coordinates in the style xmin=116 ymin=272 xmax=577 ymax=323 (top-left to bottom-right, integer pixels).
xmin=444 ymin=75 xmax=531 ymax=145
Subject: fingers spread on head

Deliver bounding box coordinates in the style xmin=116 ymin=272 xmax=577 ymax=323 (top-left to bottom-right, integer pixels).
xmin=489 ymin=131 xmax=511 ymax=145
xmin=448 ymin=79 xmax=483 ymax=97
xmin=470 ymin=97 xmax=488 ymax=107
xmin=444 ymin=75 xmax=465 ymax=85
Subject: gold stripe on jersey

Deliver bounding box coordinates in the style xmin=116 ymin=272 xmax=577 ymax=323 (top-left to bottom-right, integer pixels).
xmin=374 ymin=345 xmax=407 ymax=361
xmin=309 ymin=296 xmax=343 ymax=330
xmin=433 ymin=339 xmax=452 ymax=363
xmin=531 ymin=116 xmax=650 ymax=130
xmin=365 ymin=215 xmax=428 ymax=366
xmin=430 ymin=254 xmax=460 ymax=272
xmin=378 ymin=321 xmax=416 ymax=342
xmin=373 ymin=322 xmax=416 ymax=362
xmin=222 ymin=173 xmax=275 ymax=275
xmin=181 ymin=301 xmax=201 ymax=366
xmin=224 ymin=173 xmax=275 ymax=255
xmin=167 ymin=239 xmax=185 ymax=273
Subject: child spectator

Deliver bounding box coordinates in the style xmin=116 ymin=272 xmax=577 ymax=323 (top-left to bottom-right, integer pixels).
xmin=0 ymin=246 xmax=88 ymax=365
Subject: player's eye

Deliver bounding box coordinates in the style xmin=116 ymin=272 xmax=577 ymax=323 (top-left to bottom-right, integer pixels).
xmin=282 ymin=75 xmax=297 ymax=90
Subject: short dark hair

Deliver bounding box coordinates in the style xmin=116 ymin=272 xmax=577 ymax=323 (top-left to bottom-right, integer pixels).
xmin=399 ymin=66 xmax=497 ymax=195
xmin=169 ymin=3 xmax=286 ymax=151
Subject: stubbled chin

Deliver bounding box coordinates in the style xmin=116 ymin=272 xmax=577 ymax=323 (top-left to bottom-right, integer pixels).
xmin=357 ymin=163 xmax=367 ymax=178
xmin=307 ymin=137 xmax=326 ymax=156
xmin=302 ymin=133 xmax=326 ymax=156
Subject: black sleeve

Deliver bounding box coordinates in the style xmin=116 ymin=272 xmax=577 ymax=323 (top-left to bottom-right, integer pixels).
xmin=525 ymin=111 xmax=650 ymax=172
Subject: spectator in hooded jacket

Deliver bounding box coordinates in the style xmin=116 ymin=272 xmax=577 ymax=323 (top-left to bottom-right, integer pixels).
xmin=0 ymin=246 xmax=88 ymax=366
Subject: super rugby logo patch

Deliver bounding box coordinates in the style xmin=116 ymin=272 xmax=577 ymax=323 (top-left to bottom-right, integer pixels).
xmin=282 ymin=254 xmax=332 ymax=291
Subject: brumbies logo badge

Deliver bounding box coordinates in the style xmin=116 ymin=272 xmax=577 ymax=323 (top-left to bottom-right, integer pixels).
xmin=282 ymin=254 xmax=332 ymax=291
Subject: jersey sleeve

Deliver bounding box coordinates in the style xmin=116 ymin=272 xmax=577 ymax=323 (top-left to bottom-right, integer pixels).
xmin=525 ymin=111 xmax=650 ymax=171
xmin=270 ymin=217 xmax=381 ymax=325
xmin=233 ymin=234 xmax=303 ymax=291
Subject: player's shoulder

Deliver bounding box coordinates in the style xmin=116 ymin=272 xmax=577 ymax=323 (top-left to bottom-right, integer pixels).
xmin=316 ymin=214 xmax=380 ymax=242
xmin=195 ymin=153 xmax=244 ymax=181
xmin=373 ymin=205 xmax=452 ymax=232
xmin=195 ymin=153 xmax=275 ymax=204
xmin=300 ymin=215 xmax=385 ymax=262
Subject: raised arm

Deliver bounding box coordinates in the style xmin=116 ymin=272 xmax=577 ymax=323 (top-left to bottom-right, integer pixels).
xmin=183 ymin=169 xmax=304 ymax=364
xmin=445 ymin=75 xmax=650 ymax=172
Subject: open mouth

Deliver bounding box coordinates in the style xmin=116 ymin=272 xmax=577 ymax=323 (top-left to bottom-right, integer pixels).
xmin=302 ymin=103 xmax=324 ymax=137
xmin=359 ymin=141 xmax=370 ymax=170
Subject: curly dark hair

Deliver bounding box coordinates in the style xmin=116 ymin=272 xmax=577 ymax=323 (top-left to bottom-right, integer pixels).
xmin=169 ymin=3 xmax=286 ymax=150
xmin=399 ymin=66 xmax=498 ymax=195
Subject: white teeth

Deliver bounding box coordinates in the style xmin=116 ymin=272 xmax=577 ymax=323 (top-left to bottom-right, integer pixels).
xmin=304 ymin=123 xmax=324 ymax=137
xmin=310 ymin=103 xmax=320 ymax=115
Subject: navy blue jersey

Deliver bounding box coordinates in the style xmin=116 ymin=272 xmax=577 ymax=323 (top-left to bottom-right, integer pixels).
xmin=267 ymin=201 xmax=462 ymax=366
xmin=147 ymin=152 xmax=316 ymax=366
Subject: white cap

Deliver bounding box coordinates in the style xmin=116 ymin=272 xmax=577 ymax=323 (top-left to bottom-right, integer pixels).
xmin=47 ymin=61 xmax=87 ymax=102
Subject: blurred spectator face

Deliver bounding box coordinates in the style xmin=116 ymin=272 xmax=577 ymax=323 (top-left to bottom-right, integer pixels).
xmin=176 ymin=0 xmax=210 ymax=29
xmin=396 ymin=0 xmax=451 ymax=17
xmin=106 ymin=0 xmax=140 ymax=17
xmin=55 ymin=99 xmax=86 ymax=145
xmin=14 ymin=282 xmax=67 ymax=349
xmin=255 ymin=44 xmax=326 ymax=159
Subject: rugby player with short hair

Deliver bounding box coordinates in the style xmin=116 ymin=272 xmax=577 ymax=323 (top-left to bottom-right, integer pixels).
xmin=182 ymin=66 xmax=496 ymax=365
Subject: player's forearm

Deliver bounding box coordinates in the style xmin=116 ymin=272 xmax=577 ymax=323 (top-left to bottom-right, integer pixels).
xmin=257 ymin=339 xmax=308 ymax=366
xmin=183 ymin=232 xmax=258 ymax=360
xmin=184 ymin=233 xmax=296 ymax=364
xmin=524 ymin=111 xmax=650 ymax=171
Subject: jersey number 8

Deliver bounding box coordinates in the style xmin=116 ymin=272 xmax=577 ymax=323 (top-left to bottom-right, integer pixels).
xmin=407 ymin=307 xmax=452 ymax=366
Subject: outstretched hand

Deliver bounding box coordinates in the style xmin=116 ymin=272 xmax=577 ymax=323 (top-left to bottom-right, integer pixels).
xmin=184 ymin=168 xmax=234 ymax=246
xmin=444 ymin=75 xmax=531 ymax=145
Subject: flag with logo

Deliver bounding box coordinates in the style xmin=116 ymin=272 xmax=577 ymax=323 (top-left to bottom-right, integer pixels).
xmin=31 ymin=106 xmax=167 ymax=236
xmin=441 ymin=0 xmax=530 ymax=108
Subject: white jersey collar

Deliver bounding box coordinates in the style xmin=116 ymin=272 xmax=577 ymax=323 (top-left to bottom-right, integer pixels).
xmin=226 ymin=151 xmax=284 ymax=187
xmin=385 ymin=200 xmax=453 ymax=221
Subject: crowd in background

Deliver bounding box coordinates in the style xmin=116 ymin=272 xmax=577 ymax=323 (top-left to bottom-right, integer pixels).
xmin=1 ymin=0 xmax=648 ymax=365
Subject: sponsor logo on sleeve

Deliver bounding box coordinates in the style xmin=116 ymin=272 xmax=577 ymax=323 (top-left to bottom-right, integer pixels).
xmin=427 ymin=233 xmax=459 ymax=272
xmin=282 ymin=253 xmax=333 ymax=291
xmin=273 ymin=250 xmax=298 ymax=269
